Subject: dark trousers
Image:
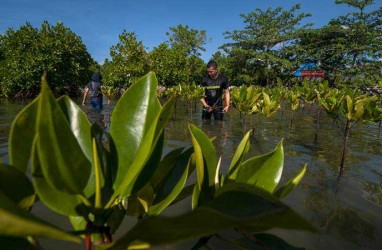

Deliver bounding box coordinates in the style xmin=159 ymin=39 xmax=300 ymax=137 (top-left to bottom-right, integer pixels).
xmin=202 ymin=108 xmax=224 ymax=120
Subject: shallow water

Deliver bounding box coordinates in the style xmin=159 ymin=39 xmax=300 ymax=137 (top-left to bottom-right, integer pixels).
xmin=1 ymin=98 xmax=381 ymax=249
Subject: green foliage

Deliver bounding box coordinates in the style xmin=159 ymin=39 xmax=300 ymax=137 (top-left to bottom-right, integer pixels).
xmin=316 ymin=85 xmax=382 ymax=171
xmin=0 ymin=21 xmax=94 ymax=97
xmin=256 ymin=91 xmax=282 ymax=117
xmin=148 ymin=43 xmax=191 ymax=86
xmin=317 ymin=87 xmax=381 ymax=124
xmin=148 ymin=43 xmax=205 ymax=86
xmin=178 ymin=83 xmax=204 ymax=101
xmin=221 ymin=4 xmax=312 ymax=85
xmin=231 ymin=85 xmax=281 ymax=119
xmin=231 ymin=85 xmax=262 ymax=115
xmin=299 ymin=0 xmax=382 ymax=85
xmin=1 ymin=72 xmax=314 ymax=249
xmin=166 ymin=24 xmax=209 ymax=57
xmin=285 ymin=88 xmax=302 ymax=111
xmin=102 ymin=30 xmax=149 ymax=88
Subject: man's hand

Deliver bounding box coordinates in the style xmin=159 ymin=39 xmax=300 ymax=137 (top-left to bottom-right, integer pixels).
xmin=204 ymin=105 xmax=213 ymax=112
xmin=222 ymin=105 xmax=230 ymax=112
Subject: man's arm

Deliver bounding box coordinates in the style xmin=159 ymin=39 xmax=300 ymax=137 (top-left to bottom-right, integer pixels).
xmin=200 ymin=96 xmax=213 ymax=112
xmin=82 ymin=87 xmax=89 ymax=106
xmin=222 ymin=88 xmax=230 ymax=112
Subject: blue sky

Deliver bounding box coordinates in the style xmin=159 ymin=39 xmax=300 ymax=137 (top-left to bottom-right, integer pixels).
xmin=1 ymin=0 xmax=381 ymax=63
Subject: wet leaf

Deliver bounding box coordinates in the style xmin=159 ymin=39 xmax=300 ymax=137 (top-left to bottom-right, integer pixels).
xmin=148 ymin=148 xmax=193 ymax=215
xmin=234 ymin=140 xmax=284 ymax=193
xmin=0 ymin=191 xmax=80 ymax=243
xmin=0 ymin=162 xmax=35 ymax=210
xmin=274 ymin=164 xmax=307 ymax=199
xmin=36 ymin=79 xmax=91 ymax=194
xmin=227 ymin=130 xmax=251 ymax=179
xmin=9 ymin=97 xmax=39 ymax=173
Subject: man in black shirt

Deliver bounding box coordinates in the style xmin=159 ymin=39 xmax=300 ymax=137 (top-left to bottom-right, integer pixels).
xmin=200 ymin=60 xmax=230 ymax=120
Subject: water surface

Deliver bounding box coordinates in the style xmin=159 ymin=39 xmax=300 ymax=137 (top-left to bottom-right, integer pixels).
xmin=1 ymin=98 xmax=381 ymax=249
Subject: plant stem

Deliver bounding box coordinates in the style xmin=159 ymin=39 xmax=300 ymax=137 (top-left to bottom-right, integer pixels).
xmin=339 ymin=119 xmax=351 ymax=173
xmin=314 ymin=106 xmax=321 ymax=143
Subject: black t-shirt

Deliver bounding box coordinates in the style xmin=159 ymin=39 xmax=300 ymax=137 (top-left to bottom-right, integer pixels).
xmin=200 ymin=74 xmax=229 ymax=107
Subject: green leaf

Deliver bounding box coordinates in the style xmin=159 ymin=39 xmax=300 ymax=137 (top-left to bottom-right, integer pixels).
xmin=132 ymin=132 xmax=165 ymax=194
xmin=148 ymin=148 xmax=193 ymax=215
xmin=32 ymin=138 xmax=89 ymax=216
xmin=110 ymin=72 xmax=161 ymax=198
xmin=107 ymin=75 xmax=177 ymax=205
xmin=169 ymin=184 xmax=195 ymax=206
xmin=192 ymin=180 xmax=201 ymax=210
xmin=57 ymin=96 xmax=92 ymax=162
xmin=125 ymin=187 xmax=153 ymax=218
xmin=234 ymin=140 xmax=284 ymax=193
xmin=150 ymin=147 xmax=186 ymax=192
xmin=9 ymin=97 xmax=39 ymax=173
xmin=0 ymin=163 xmax=35 ymax=210
xmin=36 ymin=79 xmax=91 ymax=194
xmin=0 ymin=191 xmax=80 ymax=243
xmin=107 ymin=183 xmax=314 ymax=249
xmin=92 ymin=138 xmax=102 ymax=209
xmin=132 ymin=94 xmax=178 ymax=192
xmin=68 ymin=216 xmax=87 ymax=233
xmin=154 ymin=93 xmax=176 ymax=136
xmin=57 ymin=96 xmax=96 ymax=197
xmin=189 ymin=130 xmax=204 ymax=191
xmin=227 ymin=130 xmax=251 ymax=179
xmin=274 ymin=164 xmax=307 ymax=199
xmin=263 ymin=92 xmax=271 ymax=106
xmin=89 ymin=128 xmax=118 ymax=205
xmin=189 ymin=124 xmax=217 ymax=188
xmin=189 ymin=124 xmax=217 ymax=206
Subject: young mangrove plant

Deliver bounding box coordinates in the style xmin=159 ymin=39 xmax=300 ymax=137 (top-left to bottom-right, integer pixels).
xmin=0 ymin=72 xmax=314 ymax=249
xmin=231 ymin=85 xmax=262 ymax=134
xmin=285 ymin=87 xmax=302 ymax=129
xmin=319 ymin=87 xmax=380 ymax=173
xmin=251 ymin=89 xmax=281 ymax=136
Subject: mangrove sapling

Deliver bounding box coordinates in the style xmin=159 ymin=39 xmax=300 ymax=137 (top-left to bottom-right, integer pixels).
xmin=319 ymin=88 xmax=379 ymax=174
xmin=312 ymin=82 xmax=331 ymax=143
xmin=231 ymin=85 xmax=262 ymax=135
xmin=338 ymin=93 xmax=381 ymax=173
xmin=251 ymin=90 xmax=281 ymax=139
xmin=285 ymin=88 xmax=302 ymax=129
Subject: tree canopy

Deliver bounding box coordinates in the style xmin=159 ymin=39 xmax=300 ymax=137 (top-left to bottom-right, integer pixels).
xmin=102 ymin=30 xmax=149 ymax=88
xmin=0 ymin=21 xmax=95 ymax=98
xmin=220 ymin=4 xmax=312 ymax=85
xmin=299 ymin=0 xmax=382 ymax=85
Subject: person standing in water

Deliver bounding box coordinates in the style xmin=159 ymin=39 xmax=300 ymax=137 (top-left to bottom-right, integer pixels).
xmin=82 ymin=72 xmax=110 ymax=110
xmin=200 ymin=60 xmax=230 ymax=120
